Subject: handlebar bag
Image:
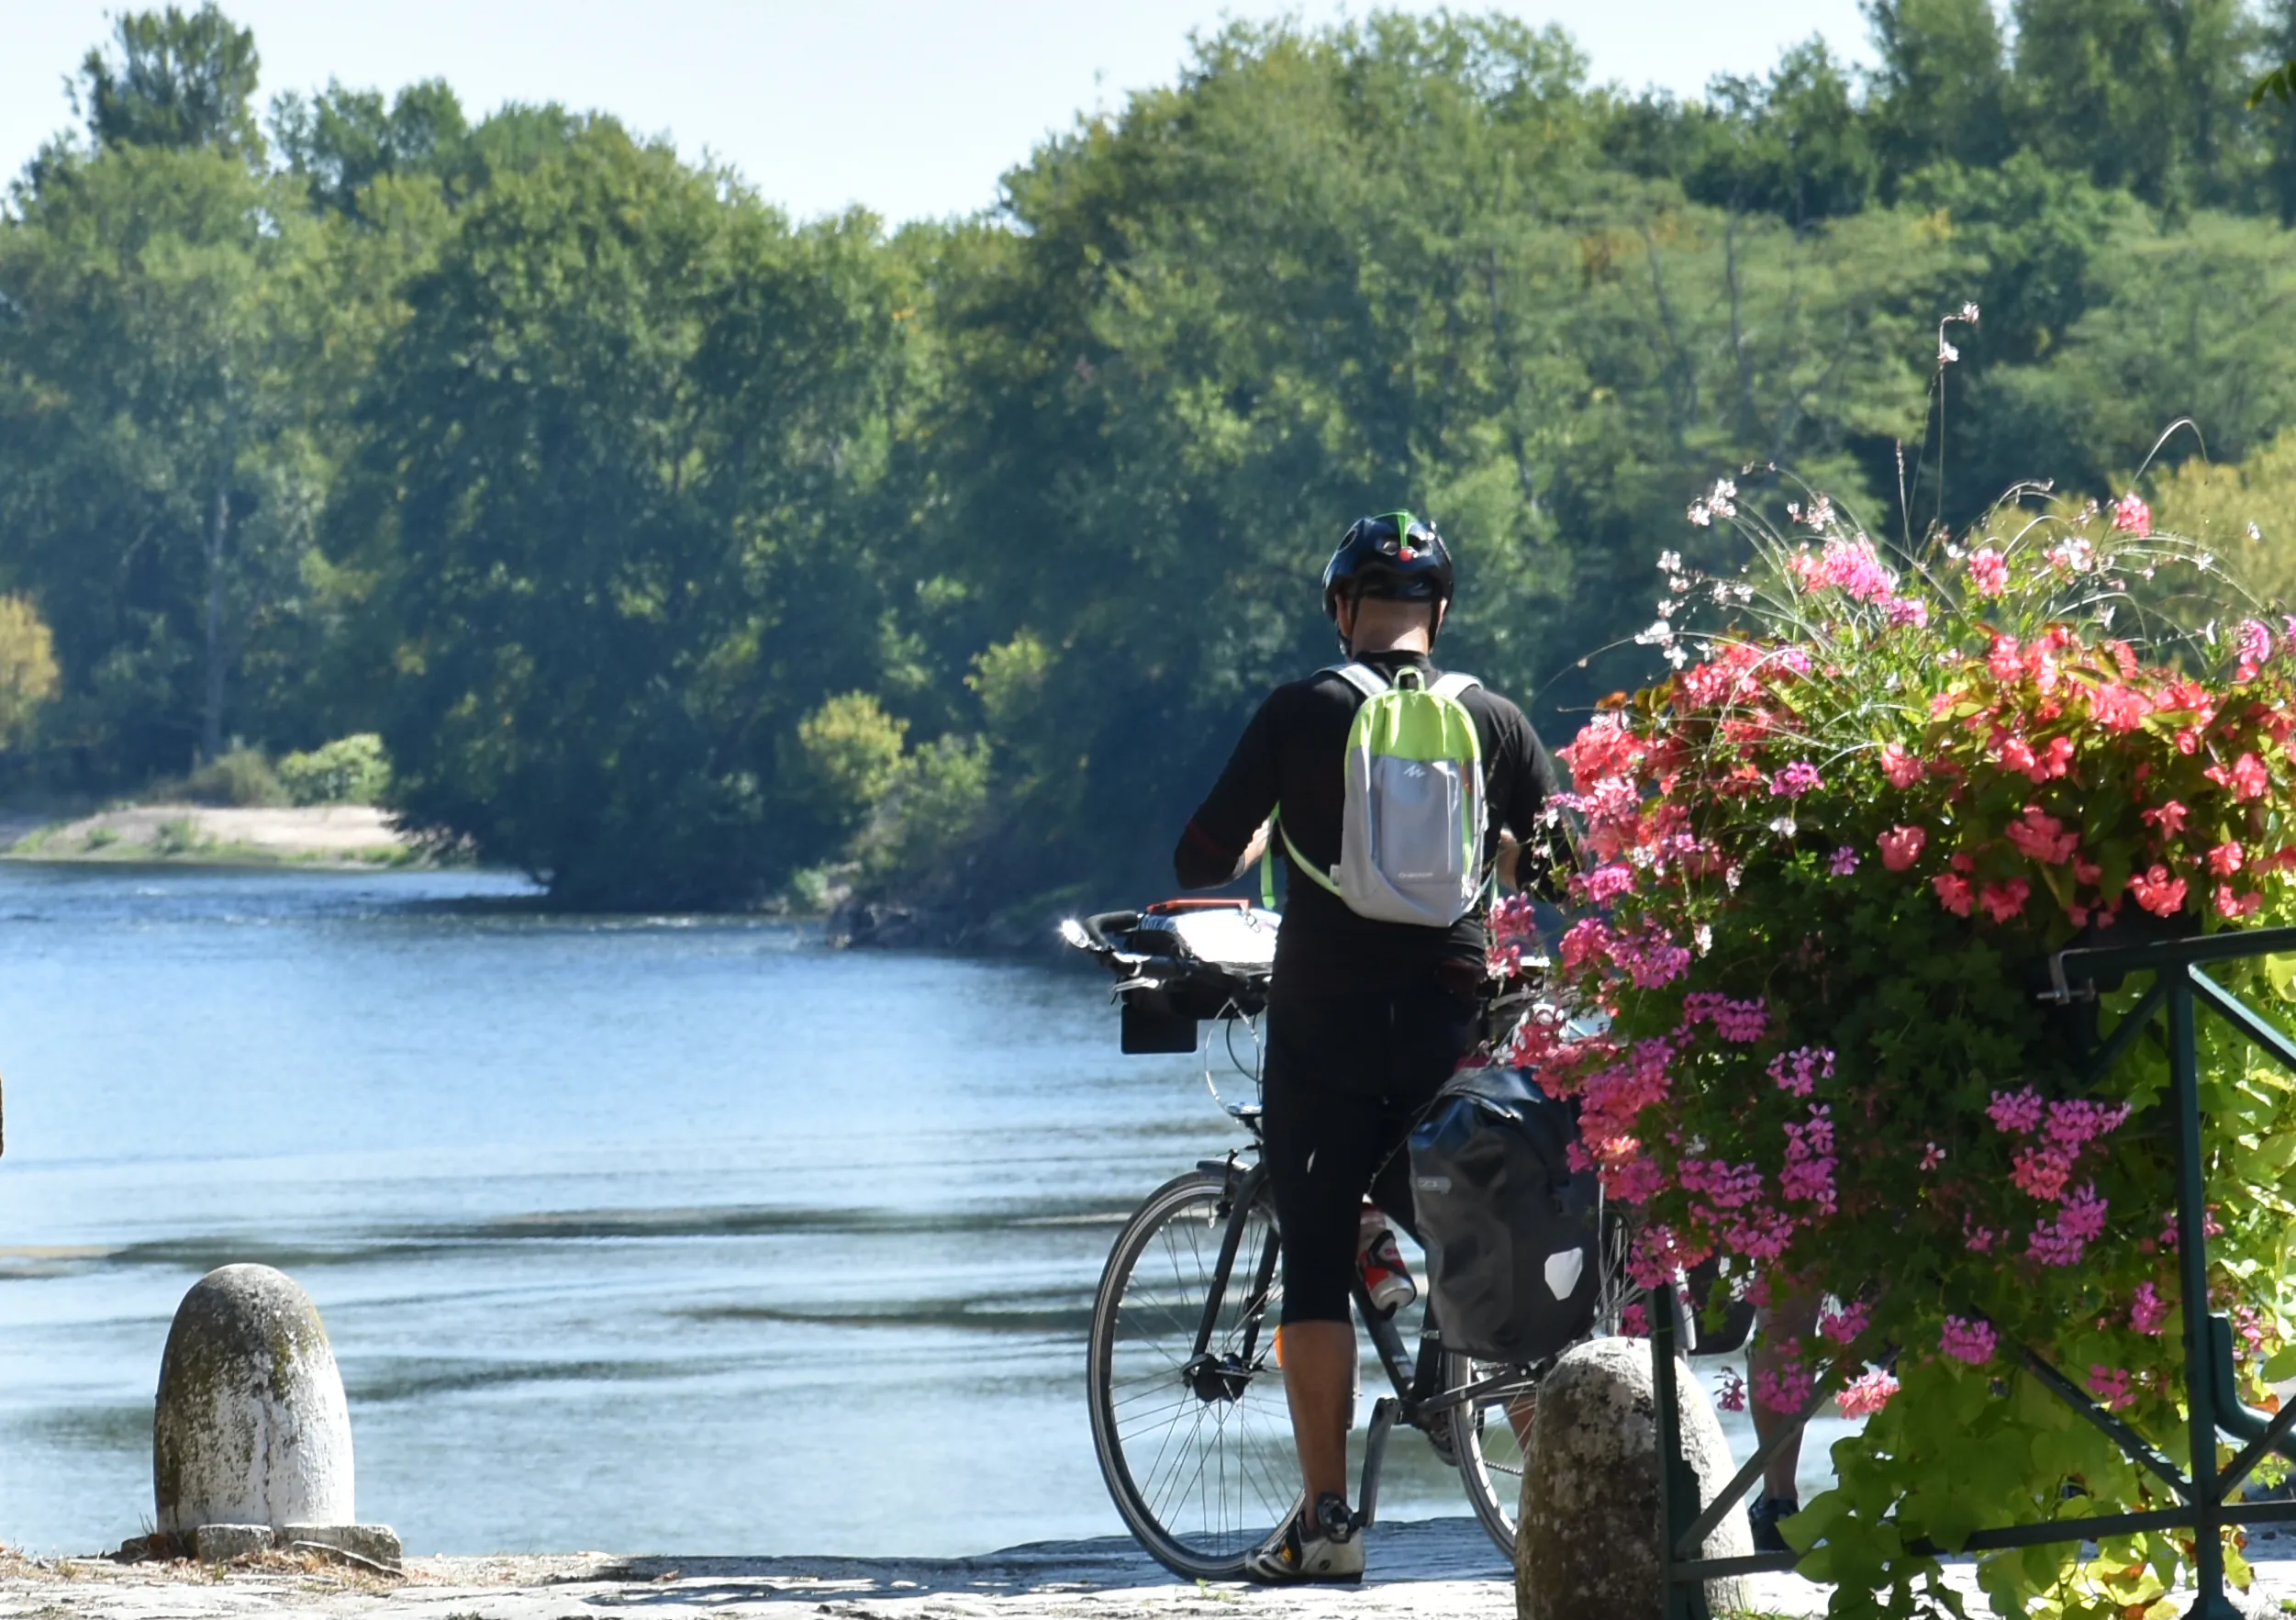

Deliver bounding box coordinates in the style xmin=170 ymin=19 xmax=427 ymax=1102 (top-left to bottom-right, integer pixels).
xmin=1407 ymin=1064 xmax=1600 ymax=1364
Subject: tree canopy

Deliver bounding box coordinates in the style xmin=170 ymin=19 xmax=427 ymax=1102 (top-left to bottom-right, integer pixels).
xmin=7 ymin=5 xmax=2296 ymax=916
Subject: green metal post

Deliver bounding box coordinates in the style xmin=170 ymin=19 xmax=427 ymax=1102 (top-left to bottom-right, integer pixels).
xmin=2170 ymin=975 xmax=2241 ymax=1620
xmin=1652 ymin=1283 xmax=1710 ymax=1620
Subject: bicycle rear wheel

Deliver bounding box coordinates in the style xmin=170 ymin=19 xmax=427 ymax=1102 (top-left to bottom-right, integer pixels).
xmin=1444 ymin=1349 xmax=1540 ymax=1557
xmin=1087 ymin=1168 xmax=1296 ymax=1580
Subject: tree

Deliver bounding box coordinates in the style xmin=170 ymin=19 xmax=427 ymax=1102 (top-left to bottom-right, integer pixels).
xmin=0 ymin=144 xmax=321 ymax=773
xmin=271 ymin=80 xmax=468 ymax=218
xmin=2009 ymin=0 xmax=2265 ymax=211
xmin=1689 ymin=40 xmax=1880 ymax=226
xmin=1863 ymin=0 xmax=2015 ymax=183
xmin=355 ymin=122 xmax=917 ymax=904
xmin=76 ymin=4 xmax=262 ymax=160
xmin=0 ymin=597 xmax=60 ymax=749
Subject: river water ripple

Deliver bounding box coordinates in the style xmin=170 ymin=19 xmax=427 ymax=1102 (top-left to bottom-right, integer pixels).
xmin=0 ymin=865 xmax=1830 ymax=1557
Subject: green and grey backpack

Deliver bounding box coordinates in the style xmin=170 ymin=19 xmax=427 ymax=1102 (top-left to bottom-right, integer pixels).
xmin=1264 ymin=662 xmax=1488 ymax=926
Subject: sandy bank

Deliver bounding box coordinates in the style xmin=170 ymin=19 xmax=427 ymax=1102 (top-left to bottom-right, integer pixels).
xmin=10 ymin=1520 xmax=2296 ymax=1620
xmin=6 ymin=804 xmax=414 ymax=866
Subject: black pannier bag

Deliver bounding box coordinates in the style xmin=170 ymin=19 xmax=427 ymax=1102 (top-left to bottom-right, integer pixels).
xmin=1408 ymin=1064 xmax=1601 ymax=1363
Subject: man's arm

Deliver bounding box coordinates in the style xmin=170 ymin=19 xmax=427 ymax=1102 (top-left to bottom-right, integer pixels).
xmin=1174 ymin=694 xmax=1283 ymax=889
xmin=1491 ymin=707 xmax=1578 ymax=900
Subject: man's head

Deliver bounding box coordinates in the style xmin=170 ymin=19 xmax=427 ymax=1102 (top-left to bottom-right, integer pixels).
xmin=1321 ymin=512 xmax=1453 ymax=653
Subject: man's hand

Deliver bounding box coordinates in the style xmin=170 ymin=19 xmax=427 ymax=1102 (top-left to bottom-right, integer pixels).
xmin=1497 ymin=830 xmax=1522 ymax=892
xmin=1236 ymin=817 xmax=1272 ymax=881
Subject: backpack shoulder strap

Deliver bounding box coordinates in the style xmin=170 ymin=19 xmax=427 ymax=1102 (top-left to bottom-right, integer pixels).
xmin=1430 ymin=671 xmax=1481 ymax=701
xmin=1321 ymin=662 xmax=1388 ymax=701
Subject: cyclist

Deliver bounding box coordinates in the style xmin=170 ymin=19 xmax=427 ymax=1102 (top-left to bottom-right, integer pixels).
xmin=1172 ymin=511 xmax=1569 ymax=1583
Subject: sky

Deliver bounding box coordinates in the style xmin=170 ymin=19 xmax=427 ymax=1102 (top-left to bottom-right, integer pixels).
xmin=1 ymin=0 xmax=1874 ymax=225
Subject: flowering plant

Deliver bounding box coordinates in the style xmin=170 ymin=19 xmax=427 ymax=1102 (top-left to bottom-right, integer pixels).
xmin=1518 ymin=479 xmax=2296 ymax=1619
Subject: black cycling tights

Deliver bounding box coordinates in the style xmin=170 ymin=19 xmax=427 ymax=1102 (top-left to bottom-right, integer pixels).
xmin=1261 ymin=987 xmax=1478 ymax=1325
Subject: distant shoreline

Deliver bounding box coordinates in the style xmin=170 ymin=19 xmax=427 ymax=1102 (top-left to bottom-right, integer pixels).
xmin=3 ymin=804 xmax=421 ymax=870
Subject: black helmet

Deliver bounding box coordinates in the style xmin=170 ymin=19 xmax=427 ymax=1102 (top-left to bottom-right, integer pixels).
xmin=1321 ymin=510 xmax=1454 ymax=620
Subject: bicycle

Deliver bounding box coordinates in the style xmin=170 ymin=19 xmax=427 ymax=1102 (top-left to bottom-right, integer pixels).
xmin=1062 ymin=898 xmax=1633 ymax=1581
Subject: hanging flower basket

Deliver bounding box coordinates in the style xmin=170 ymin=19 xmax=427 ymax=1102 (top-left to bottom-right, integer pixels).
xmin=1520 ymin=477 xmax=2296 ymax=1619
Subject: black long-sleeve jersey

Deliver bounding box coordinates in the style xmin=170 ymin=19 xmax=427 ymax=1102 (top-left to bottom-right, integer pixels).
xmin=1174 ymin=648 xmax=1570 ymax=996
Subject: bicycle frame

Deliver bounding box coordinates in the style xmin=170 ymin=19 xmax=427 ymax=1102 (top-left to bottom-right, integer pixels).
xmin=1185 ymin=1150 xmax=1508 ymax=1527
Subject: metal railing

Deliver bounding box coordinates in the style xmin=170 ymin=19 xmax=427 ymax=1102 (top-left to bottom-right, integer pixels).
xmin=1654 ymin=922 xmax=2296 ymax=1620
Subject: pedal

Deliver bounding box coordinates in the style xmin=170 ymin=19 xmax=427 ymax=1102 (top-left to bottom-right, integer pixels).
xmin=1356 ymin=1396 xmax=1399 ymax=1529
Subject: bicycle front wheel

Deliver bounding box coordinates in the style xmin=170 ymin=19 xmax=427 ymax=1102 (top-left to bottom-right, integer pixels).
xmin=1087 ymin=1168 xmax=1297 ymax=1580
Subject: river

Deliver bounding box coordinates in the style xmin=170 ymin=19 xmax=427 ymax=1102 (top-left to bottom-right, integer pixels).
xmin=0 ymin=864 xmax=1833 ymax=1559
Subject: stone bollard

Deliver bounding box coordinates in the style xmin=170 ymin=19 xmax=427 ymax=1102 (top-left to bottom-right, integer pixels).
xmin=1515 ymin=1336 xmax=1753 ymax=1620
xmin=152 ymin=1264 xmax=401 ymax=1568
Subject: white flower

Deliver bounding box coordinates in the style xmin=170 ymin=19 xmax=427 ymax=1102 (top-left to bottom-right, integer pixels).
xmin=2249 ymin=522 xmax=2264 ymax=542
xmin=1938 ymin=339 xmax=1960 ymax=366
xmin=2197 ymin=553 xmax=2214 ymax=572
xmin=1693 ymin=922 xmax=1713 ymax=955
xmin=1664 ymin=644 xmax=1690 ymax=667
xmin=1657 ymin=549 xmax=1682 ymax=573
xmin=1634 ymin=618 xmax=1676 ymax=646
xmin=1803 ymin=496 xmax=1833 ymax=531
xmin=1687 ymin=501 xmax=1712 ymax=528
xmin=1958 ymin=301 xmax=1980 ymax=324
xmin=1767 ymin=815 xmax=1799 ymax=838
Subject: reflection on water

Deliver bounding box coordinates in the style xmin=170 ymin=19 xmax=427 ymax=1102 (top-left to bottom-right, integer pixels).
xmin=0 ymin=865 xmax=1826 ymax=1559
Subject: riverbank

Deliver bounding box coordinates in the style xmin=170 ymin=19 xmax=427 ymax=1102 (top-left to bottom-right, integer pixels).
xmin=4 ymin=805 xmax=417 ymax=867
xmin=6 ymin=1523 xmax=2296 ymax=1620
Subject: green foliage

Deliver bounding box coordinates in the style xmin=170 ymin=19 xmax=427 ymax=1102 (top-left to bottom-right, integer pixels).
xmin=9 ymin=5 xmax=2296 ymax=909
xmin=1546 ymin=491 xmax=2296 ymax=1617
xmin=76 ymin=3 xmax=263 ymax=160
xmin=276 ymin=732 xmax=390 ymax=805
xmin=176 ymin=744 xmax=284 ymax=807
xmin=355 ymin=120 xmax=917 ymax=905
xmin=792 ymin=694 xmax=908 ymax=842
xmin=0 ymin=596 xmax=61 ymax=750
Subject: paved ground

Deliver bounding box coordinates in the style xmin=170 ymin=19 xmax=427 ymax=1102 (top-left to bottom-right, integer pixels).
xmin=16 ymin=1520 xmax=2296 ymax=1620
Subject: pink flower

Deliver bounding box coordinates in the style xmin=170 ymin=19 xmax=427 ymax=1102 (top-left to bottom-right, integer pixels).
xmin=1819 ymin=1299 xmax=1870 ymax=1346
xmin=1987 ymin=634 xmax=2023 ymax=682
xmin=1714 ymin=1368 xmax=1747 ymax=1413
xmin=1772 ymin=761 xmax=1824 ymax=799
xmin=1680 ymin=992 xmax=1763 ymax=1043
xmin=2131 ymin=1281 xmax=2169 ymax=1335
xmin=2128 ymin=865 xmax=2189 ymax=918
xmin=1934 ymin=872 xmax=1974 ymax=916
xmin=2232 ymin=753 xmax=2270 ymax=800
xmin=1966 ymin=548 xmax=2010 ymax=598
xmin=1882 ymin=596 xmax=1929 ymax=628
xmin=2238 ymin=619 xmax=2274 ymax=676
xmin=1619 ymin=1302 xmax=1649 ymax=1336
xmin=1574 ymin=864 xmax=1636 ymax=904
xmin=2030 ymin=1184 xmax=2108 ymax=1266
xmin=1920 ymin=1142 xmax=1945 ymax=1169
xmin=1878 ymin=743 xmax=1924 ymax=788
xmin=2142 ymin=801 xmax=2189 ymax=837
xmin=1753 ymin=1349 xmax=1814 ymax=1413
xmin=2215 ymin=885 xmax=2264 ymax=920
xmin=1978 ymin=877 xmax=2032 ymax=922
xmin=1987 ymin=1087 xmax=2045 ymax=1134
xmin=2004 ymin=806 xmax=2079 ymax=865
xmin=2087 ymin=1365 xmax=2134 ymax=1412
xmin=1789 ymin=537 xmax=1897 ymax=602
xmin=1878 ymin=825 xmax=1927 ymax=871
xmin=2089 ymin=684 xmax=2152 ymax=732
xmin=1940 ymin=1314 xmax=1998 ymax=1365
xmin=2011 ymin=1145 xmax=2074 ymax=1201
xmin=2112 ymin=493 xmax=2152 ymax=537
xmin=1767 ymin=1045 xmax=1834 ymax=1097
xmin=1836 ymin=1369 xmax=1899 ymax=1419
xmin=1829 ymin=845 xmax=1859 ymax=876
xmin=2208 ymin=842 xmax=2246 ymax=876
